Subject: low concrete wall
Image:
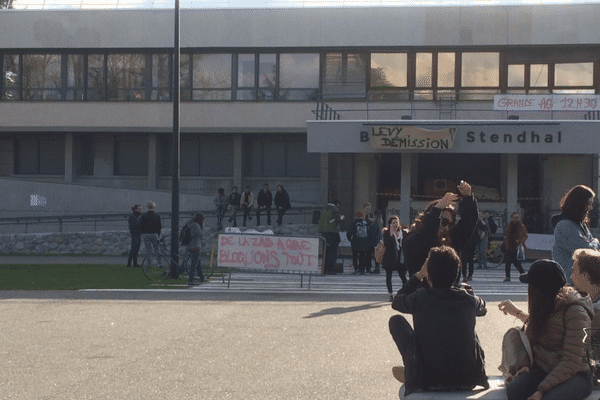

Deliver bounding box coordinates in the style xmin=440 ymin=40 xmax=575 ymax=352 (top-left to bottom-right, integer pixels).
xmin=0 ymin=224 xmax=320 ymax=256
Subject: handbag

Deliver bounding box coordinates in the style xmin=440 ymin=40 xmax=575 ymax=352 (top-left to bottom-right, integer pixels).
xmin=498 ymin=326 xmax=533 ymax=383
xmin=517 ymin=245 xmax=526 ymax=261
xmin=374 ymin=241 xmax=386 ymax=265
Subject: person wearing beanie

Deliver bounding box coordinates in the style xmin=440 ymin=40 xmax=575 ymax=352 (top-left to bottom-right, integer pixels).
xmin=499 ymin=259 xmax=594 ymax=400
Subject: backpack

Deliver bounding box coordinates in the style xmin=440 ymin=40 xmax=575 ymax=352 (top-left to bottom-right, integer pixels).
xmin=180 ymin=223 xmax=192 ymax=246
xmin=356 ymin=222 xmax=368 ymax=238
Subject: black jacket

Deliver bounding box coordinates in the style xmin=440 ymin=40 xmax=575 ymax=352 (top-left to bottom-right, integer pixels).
xmin=128 ymin=212 xmax=142 ymax=235
xmin=402 ymin=194 xmax=478 ymax=276
xmin=382 ymin=227 xmax=400 ymax=271
xmin=140 ymin=211 xmax=162 ymax=235
xmin=257 ymin=190 xmax=273 ymax=208
xmin=274 ymin=190 xmax=291 ymax=211
xmin=392 ymin=275 xmax=489 ymax=394
xmin=229 ymin=192 xmax=241 ymax=208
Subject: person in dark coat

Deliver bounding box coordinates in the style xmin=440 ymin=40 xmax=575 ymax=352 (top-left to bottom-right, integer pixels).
xmin=256 ymin=183 xmax=273 ymax=226
xmin=460 ymin=227 xmax=479 ymax=283
xmin=402 ymin=180 xmax=478 ymax=278
xmin=382 ymin=215 xmax=407 ymax=301
xmin=227 ymin=186 xmax=242 ymax=227
xmin=274 ymin=185 xmax=291 ymax=225
xmin=346 ymin=210 xmax=371 ymax=275
xmin=127 ymin=204 xmax=142 ymax=268
xmin=140 ymin=201 xmax=162 ymax=262
xmin=389 ymin=245 xmax=489 ymax=395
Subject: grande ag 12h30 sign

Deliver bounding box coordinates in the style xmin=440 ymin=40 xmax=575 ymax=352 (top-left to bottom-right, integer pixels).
xmin=493 ymin=94 xmax=600 ymax=111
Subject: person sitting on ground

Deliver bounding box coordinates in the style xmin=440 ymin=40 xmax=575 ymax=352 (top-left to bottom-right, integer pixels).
xmin=570 ymin=248 xmax=600 ymax=385
xmin=389 ymin=245 xmax=489 ymax=396
xmin=499 ymin=259 xmax=594 ymax=400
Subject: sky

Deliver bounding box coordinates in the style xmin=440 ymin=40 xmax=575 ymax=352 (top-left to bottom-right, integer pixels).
xmin=10 ymin=0 xmax=600 ymax=10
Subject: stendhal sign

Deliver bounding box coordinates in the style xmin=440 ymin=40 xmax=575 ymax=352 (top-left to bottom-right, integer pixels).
xmin=368 ymin=126 xmax=457 ymax=151
xmin=493 ymin=94 xmax=600 ymax=111
xmin=306 ymin=120 xmax=599 ymax=154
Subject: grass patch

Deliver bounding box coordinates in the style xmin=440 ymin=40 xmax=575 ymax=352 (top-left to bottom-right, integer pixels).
xmin=0 ymin=264 xmax=199 ymax=290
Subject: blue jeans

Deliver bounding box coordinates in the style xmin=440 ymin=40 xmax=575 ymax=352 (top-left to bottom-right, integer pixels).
xmin=506 ymin=365 xmax=593 ymax=400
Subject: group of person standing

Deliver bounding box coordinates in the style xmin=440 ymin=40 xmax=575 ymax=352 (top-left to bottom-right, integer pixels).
xmin=345 ymin=202 xmax=384 ymax=276
xmin=127 ymin=201 xmax=205 ymax=285
xmin=388 ymin=182 xmax=600 ymax=400
xmin=215 ymin=184 xmax=291 ymax=229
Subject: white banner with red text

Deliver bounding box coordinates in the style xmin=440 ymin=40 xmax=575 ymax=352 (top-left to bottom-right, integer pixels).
xmin=493 ymin=94 xmax=600 ymax=111
xmin=217 ymin=234 xmax=322 ymax=273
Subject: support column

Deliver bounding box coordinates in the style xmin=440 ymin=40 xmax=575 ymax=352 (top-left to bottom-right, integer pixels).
xmin=64 ymin=133 xmax=74 ymax=183
xmin=506 ymin=153 xmax=519 ymax=224
xmin=320 ymin=153 xmax=329 ymax=204
xmin=353 ymin=153 xmax=373 ymax=212
xmin=400 ymin=153 xmax=412 ymax=224
xmin=148 ymin=133 xmax=157 ymax=190
xmin=233 ymin=134 xmax=243 ymax=189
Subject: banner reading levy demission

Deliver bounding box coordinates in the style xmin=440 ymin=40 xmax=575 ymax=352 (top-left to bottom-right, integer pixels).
xmin=306 ymin=120 xmax=599 ymax=154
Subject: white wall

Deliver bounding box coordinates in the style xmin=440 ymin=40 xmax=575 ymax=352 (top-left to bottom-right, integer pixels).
xmin=3 ymin=5 xmax=600 ymax=49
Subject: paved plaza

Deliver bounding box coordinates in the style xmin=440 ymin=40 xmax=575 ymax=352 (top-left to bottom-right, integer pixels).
xmin=1 ymin=256 xmax=532 ymax=399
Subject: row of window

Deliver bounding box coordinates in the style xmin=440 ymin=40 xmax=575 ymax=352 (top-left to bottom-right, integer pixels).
xmin=2 ymin=48 xmax=597 ymax=102
xmin=12 ymin=134 xmax=320 ymax=177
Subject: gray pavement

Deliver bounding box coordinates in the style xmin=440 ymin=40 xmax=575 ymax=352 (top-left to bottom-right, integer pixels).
xmin=0 ymin=255 xmax=533 ymax=399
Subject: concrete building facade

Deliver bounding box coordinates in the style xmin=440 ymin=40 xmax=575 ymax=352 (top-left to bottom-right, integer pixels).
xmin=1 ymin=5 xmax=599 ymax=233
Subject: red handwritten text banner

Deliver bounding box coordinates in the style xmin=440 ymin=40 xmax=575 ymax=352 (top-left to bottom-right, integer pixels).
xmin=494 ymin=94 xmax=600 ymax=111
xmin=218 ymin=234 xmax=321 ymax=273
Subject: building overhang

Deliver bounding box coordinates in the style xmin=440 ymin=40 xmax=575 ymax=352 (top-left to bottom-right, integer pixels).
xmin=307 ymin=120 xmax=600 ymax=155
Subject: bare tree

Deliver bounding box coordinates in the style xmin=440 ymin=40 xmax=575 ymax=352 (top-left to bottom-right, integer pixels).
xmin=0 ymin=0 xmax=13 ymax=9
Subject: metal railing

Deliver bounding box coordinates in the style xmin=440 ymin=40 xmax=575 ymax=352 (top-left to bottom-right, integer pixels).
xmin=0 ymin=206 xmax=323 ymax=234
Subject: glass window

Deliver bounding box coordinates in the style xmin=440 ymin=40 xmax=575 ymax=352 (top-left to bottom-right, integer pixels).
xmin=22 ymin=54 xmax=62 ymax=100
xmin=287 ymin=140 xmax=319 ymax=177
xmin=263 ymin=141 xmax=286 ymax=176
xmin=3 ymin=54 xmax=19 ymax=100
xmin=258 ymin=54 xmax=276 ymax=101
xmin=243 ymin=136 xmax=319 ymax=177
xmin=418 ymin=153 xmax=501 ymax=197
xmin=15 ymin=135 xmax=65 ymax=175
xmin=200 ymin=139 xmax=233 ymax=176
xmin=416 ymin=53 xmax=432 ymax=88
xmin=67 ymin=54 xmax=84 ymax=101
xmin=179 ymin=137 xmax=198 ymax=176
xmin=107 ymin=53 xmax=145 ymax=101
xmin=438 ymin=52 xmax=455 ymax=88
xmin=508 ymin=64 xmax=525 ymax=87
xmin=555 ymin=62 xmax=593 ymax=87
xmin=160 ymin=135 xmax=233 ymax=177
xmin=74 ymin=134 xmax=94 ymax=176
xmin=152 ymin=54 xmax=170 ymax=101
xmin=238 ymin=54 xmax=255 ymax=87
xmin=114 ymin=136 xmax=148 ymax=176
xmin=180 ymin=53 xmax=191 ymax=101
xmin=530 ymin=64 xmax=548 ymax=87
xmin=192 ymin=53 xmax=231 ymax=101
xmin=237 ymin=53 xmax=256 ymax=100
xmin=370 ymin=53 xmax=407 ymax=88
xmin=461 ymin=52 xmax=499 ymax=87
xmin=323 ymin=53 xmax=367 ymax=99
xmin=279 ymin=53 xmax=319 ymax=101
xmin=88 ymin=54 xmax=105 ymax=100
